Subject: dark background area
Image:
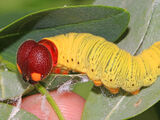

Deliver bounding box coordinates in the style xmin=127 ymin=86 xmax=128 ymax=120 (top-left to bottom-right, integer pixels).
xmin=0 ymin=0 xmax=94 ymax=28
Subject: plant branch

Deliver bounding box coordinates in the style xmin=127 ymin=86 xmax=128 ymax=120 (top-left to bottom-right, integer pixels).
xmin=35 ymin=83 xmax=65 ymax=120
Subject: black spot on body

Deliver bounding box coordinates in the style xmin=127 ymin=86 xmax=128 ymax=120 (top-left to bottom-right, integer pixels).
xmin=71 ymin=58 xmax=73 ymax=61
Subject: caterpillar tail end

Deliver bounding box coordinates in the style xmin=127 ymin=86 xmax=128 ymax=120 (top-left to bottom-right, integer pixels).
xmin=131 ymin=90 xmax=140 ymax=95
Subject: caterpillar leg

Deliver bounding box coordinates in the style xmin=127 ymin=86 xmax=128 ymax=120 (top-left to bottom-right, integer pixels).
xmin=131 ymin=89 xmax=140 ymax=95
xmin=53 ymin=67 xmax=61 ymax=74
xmin=61 ymin=70 xmax=69 ymax=74
xmin=93 ymin=80 xmax=102 ymax=86
xmin=105 ymin=86 xmax=119 ymax=94
xmin=52 ymin=67 xmax=69 ymax=74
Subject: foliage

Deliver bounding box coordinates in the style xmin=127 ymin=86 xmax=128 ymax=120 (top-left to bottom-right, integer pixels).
xmin=0 ymin=0 xmax=160 ymax=119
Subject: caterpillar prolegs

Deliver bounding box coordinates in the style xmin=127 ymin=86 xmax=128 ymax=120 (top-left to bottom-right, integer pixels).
xmin=17 ymin=33 xmax=160 ymax=95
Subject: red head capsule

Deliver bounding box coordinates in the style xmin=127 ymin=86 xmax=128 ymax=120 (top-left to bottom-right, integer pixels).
xmin=17 ymin=39 xmax=57 ymax=84
xmin=38 ymin=39 xmax=58 ymax=67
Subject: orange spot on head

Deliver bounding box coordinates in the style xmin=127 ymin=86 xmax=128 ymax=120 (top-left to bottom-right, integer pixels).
xmin=31 ymin=72 xmax=42 ymax=82
xmin=17 ymin=64 xmax=22 ymax=74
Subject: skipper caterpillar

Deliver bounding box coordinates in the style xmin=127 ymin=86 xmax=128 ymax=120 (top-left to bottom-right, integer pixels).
xmin=17 ymin=33 xmax=160 ymax=95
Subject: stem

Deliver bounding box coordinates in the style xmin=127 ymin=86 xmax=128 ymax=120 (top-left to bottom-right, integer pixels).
xmin=35 ymin=83 xmax=65 ymax=120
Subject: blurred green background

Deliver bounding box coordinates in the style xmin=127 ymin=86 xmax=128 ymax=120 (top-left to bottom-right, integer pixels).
xmin=0 ymin=0 xmax=94 ymax=28
xmin=0 ymin=0 xmax=160 ymax=120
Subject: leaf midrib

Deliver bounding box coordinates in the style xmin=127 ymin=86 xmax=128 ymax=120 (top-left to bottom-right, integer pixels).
xmin=134 ymin=1 xmax=155 ymax=55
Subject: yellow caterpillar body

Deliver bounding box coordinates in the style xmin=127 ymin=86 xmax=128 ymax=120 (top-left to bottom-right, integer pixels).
xmin=43 ymin=33 xmax=160 ymax=94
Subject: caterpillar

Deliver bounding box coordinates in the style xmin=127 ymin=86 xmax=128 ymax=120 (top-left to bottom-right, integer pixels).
xmin=17 ymin=33 xmax=160 ymax=95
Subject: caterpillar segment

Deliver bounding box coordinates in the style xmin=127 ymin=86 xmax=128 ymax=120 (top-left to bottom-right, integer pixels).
xmin=149 ymin=47 xmax=160 ymax=74
xmin=90 ymin=42 xmax=111 ymax=87
xmin=101 ymin=48 xmax=121 ymax=90
xmin=151 ymin=47 xmax=160 ymax=72
xmin=91 ymin=42 xmax=112 ymax=87
xmin=17 ymin=33 xmax=160 ymax=95
xmin=139 ymin=50 xmax=157 ymax=87
xmin=88 ymin=42 xmax=113 ymax=81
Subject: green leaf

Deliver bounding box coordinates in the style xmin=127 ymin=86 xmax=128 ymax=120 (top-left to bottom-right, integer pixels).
xmin=72 ymin=81 xmax=94 ymax=99
xmin=130 ymin=102 xmax=160 ymax=120
xmin=0 ymin=58 xmax=17 ymax=72
xmin=0 ymin=5 xmax=129 ymax=65
xmin=0 ymin=102 xmax=39 ymax=120
xmin=0 ymin=0 xmax=94 ymax=28
xmin=0 ymin=70 xmax=29 ymax=100
xmin=82 ymin=0 xmax=160 ymax=120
